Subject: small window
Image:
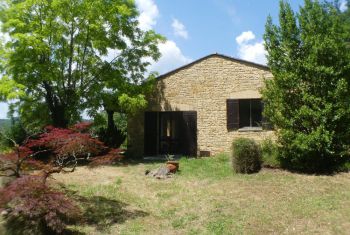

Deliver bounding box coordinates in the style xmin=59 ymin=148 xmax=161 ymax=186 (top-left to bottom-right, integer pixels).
xmin=227 ymin=98 xmax=265 ymax=131
xmin=238 ymin=99 xmax=262 ymax=128
xmin=160 ymin=113 xmax=177 ymax=138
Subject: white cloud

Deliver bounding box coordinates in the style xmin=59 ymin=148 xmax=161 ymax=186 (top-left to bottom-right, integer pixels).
xmin=0 ymin=33 xmax=10 ymax=43
xmin=171 ymin=19 xmax=188 ymax=39
xmin=340 ymin=0 xmax=348 ymax=12
xmin=235 ymin=31 xmax=267 ymax=65
xmin=101 ymin=48 xmax=121 ymax=62
xmin=148 ymin=40 xmax=192 ymax=74
xmin=135 ymin=0 xmax=159 ymax=31
xmin=0 ymin=22 xmax=11 ymax=44
xmin=0 ymin=102 xmax=9 ymax=119
xmin=236 ymin=31 xmax=255 ymax=45
xmin=135 ymin=0 xmax=191 ymax=74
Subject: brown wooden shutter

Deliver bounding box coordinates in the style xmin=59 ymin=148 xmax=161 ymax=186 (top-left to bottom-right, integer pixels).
xmin=261 ymin=101 xmax=273 ymax=130
xmin=144 ymin=112 xmax=158 ymax=155
xmin=227 ymin=99 xmax=239 ymax=131
xmin=182 ymin=111 xmax=197 ymax=156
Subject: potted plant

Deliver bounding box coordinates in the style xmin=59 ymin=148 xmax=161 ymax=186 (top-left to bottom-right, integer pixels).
xmin=165 ymin=154 xmax=179 ymax=173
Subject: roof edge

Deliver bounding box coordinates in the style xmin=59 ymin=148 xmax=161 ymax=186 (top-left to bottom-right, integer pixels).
xmin=157 ymin=53 xmax=269 ymax=80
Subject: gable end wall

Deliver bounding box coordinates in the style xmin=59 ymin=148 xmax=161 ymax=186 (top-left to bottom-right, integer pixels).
xmin=128 ymin=55 xmax=274 ymax=157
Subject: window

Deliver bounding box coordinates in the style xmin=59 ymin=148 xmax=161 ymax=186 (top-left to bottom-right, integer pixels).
xmin=160 ymin=113 xmax=177 ymax=139
xmin=227 ymin=98 xmax=268 ymax=131
xmin=238 ymin=99 xmax=262 ymax=128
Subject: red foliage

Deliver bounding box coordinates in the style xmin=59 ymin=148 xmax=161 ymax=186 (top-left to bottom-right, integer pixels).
xmin=1 ymin=122 xmax=126 ymax=177
xmin=0 ymin=146 xmax=33 ymax=162
xmin=0 ymin=122 xmax=125 ymax=234
xmin=71 ymin=122 xmax=93 ymax=132
xmin=0 ymin=146 xmax=45 ymax=177
xmin=89 ymin=149 xmax=124 ymax=167
xmin=1 ymin=122 xmax=124 ymax=179
xmin=0 ymin=175 xmax=81 ymax=234
xmin=26 ymin=125 xmax=107 ymax=160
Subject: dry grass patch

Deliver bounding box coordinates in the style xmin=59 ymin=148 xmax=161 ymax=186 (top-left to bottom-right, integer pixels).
xmin=51 ymin=155 xmax=350 ymax=235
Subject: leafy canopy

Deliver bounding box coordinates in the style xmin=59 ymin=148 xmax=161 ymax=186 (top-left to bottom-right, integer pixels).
xmin=263 ymin=0 xmax=350 ymax=172
xmin=0 ymin=0 xmax=164 ymax=127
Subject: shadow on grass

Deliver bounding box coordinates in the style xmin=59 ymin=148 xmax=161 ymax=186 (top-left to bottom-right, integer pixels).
xmin=87 ymin=153 xmax=349 ymax=176
xmin=65 ymin=191 xmax=149 ymax=233
xmin=86 ymin=154 xmax=187 ymax=169
xmin=2 ymin=194 xmax=148 ymax=235
xmin=1 ymin=186 xmax=148 ymax=235
xmin=78 ymin=195 xmax=148 ymax=230
xmin=120 ymin=154 xmax=193 ymax=166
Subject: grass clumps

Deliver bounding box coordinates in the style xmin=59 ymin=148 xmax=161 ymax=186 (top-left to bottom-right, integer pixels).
xmin=52 ymin=155 xmax=350 ymax=234
xmin=178 ymin=154 xmax=232 ymax=179
xmin=261 ymin=138 xmax=280 ymax=168
xmin=232 ymin=138 xmax=262 ymax=174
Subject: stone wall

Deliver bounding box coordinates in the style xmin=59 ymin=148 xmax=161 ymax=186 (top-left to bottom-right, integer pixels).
xmin=128 ymin=54 xmax=275 ymax=157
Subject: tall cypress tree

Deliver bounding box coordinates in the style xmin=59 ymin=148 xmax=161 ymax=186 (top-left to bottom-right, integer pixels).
xmin=263 ymin=0 xmax=350 ymax=172
xmin=340 ymin=0 xmax=350 ymax=45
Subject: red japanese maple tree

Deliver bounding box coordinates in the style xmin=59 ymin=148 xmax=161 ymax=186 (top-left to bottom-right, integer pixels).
xmin=0 ymin=122 xmax=123 ymax=234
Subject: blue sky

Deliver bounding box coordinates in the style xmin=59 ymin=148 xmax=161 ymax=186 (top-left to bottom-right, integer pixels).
xmin=0 ymin=0 xmax=348 ymax=119
xmin=140 ymin=0 xmax=305 ymax=75
xmin=154 ymin=0 xmax=303 ymax=60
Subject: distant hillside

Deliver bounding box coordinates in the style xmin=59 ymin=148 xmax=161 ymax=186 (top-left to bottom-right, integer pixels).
xmin=0 ymin=119 xmax=11 ymax=129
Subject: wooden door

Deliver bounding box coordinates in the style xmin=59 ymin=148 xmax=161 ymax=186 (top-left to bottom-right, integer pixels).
xmin=159 ymin=112 xmax=182 ymax=154
xmin=144 ymin=111 xmax=197 ymax=156
xmin=182 ymin=111 xmax=197 ymax=156
xmin=144 ymin=112 xmax=158 ymax=155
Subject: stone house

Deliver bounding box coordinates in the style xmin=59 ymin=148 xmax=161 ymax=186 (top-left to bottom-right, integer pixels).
xmin=127 ymin=53 xmax=274 ymax=157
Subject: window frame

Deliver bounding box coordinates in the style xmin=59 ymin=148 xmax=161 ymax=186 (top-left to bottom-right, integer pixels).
xmin=238 ymin=98 xmax=263 ymax=129
xmin=227 ymin=98 xmax=266 ymax=132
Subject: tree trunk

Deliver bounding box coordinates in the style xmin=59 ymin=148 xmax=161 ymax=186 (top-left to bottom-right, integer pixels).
xmin=102 ymin=109 xmax=126 ymax=148
xmin=107 ymin=110 xmax=116 ymax=131
xmin=43 ymin=81 xmax=69 ymax=128
xmin=50 ymin=104 xmax=69 ymax=128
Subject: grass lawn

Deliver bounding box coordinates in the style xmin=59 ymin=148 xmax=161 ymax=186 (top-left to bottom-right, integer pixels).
xmin=49 ymin=154 xmax=350 ymax=235
xmin=0 ymin=154 xmax=334 ymax=234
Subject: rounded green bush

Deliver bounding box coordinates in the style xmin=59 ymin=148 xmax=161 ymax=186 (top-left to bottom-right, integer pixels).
xmin=231 ymin=138 xmax=262 ymax=174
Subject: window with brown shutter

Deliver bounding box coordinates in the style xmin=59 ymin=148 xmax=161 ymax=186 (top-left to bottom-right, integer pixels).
xmin=227 ymin=99 xmax=271 ymax=131
xmin=226 ymin=99 xmax=239 ymax=130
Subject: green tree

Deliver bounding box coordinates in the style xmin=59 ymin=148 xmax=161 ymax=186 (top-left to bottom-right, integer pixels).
xmin=339 ymin=0 xmax=350 ymax=44
xmin=0 ymin=0 xmax=163 ymax=128
xmin=86 ymin=66 xmax=157 ymax=147
xmin=263 ymin=0 xmax=350 ymax=172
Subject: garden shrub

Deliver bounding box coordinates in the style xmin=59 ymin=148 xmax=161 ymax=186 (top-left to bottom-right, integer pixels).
xmin=0 ymin=175 xmax=81 ymax=235
xmin=0 ymin=119 xmax=27 ymax=149
xmin=339 ymin=162 xmax=350 ymax=172
xmin=92 ymin=113 xmax=127 ymax=148
xmin=261 ymin=138 xmax=280 ymax=168
xmin=263 ymin=0 xmax=350 ymax=173
xmin=277 ymin=132 xmax=350 ymax=173
xmin=88 ymin=148 xmax=124 ymax=168
xmin=25 ymin=124 xmax=107 ymax=162
xmin=231 ymin=138 xmax=262 ymax=174
xmin=0 ymin=146 xmax=45 ymax=178
xmin=0 ymin=122 xmax=124 ymax=234
xmin=1 ymin=122 xmax=124 ymax=177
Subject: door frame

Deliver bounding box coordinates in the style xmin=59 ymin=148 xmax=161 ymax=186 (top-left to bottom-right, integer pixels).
xmin=144 ymin=111 xmax=197 ymax=156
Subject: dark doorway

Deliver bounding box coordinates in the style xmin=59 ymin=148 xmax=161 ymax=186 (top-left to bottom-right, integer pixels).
xmin=144 ymin=111 xmax=197 ymax=156
xmin=159 ymin=112 xmax=182 ymax=154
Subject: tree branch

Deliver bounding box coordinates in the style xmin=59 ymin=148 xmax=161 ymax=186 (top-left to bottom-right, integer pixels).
xmin=67 ymin=20 xmax=75 ymax=88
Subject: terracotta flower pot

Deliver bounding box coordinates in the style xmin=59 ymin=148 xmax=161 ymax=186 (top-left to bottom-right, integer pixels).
xmin=166 ymin=161 xmax=179 ymax=173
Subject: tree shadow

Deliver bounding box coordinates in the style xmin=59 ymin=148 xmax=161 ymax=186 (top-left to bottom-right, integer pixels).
xmin=126 ymin=79 xmax=185 ymax=159
xmin=63 ymin=189 xmax=149 ymax=233
xmin=112 ymin=154 xmax=194 ymax=167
